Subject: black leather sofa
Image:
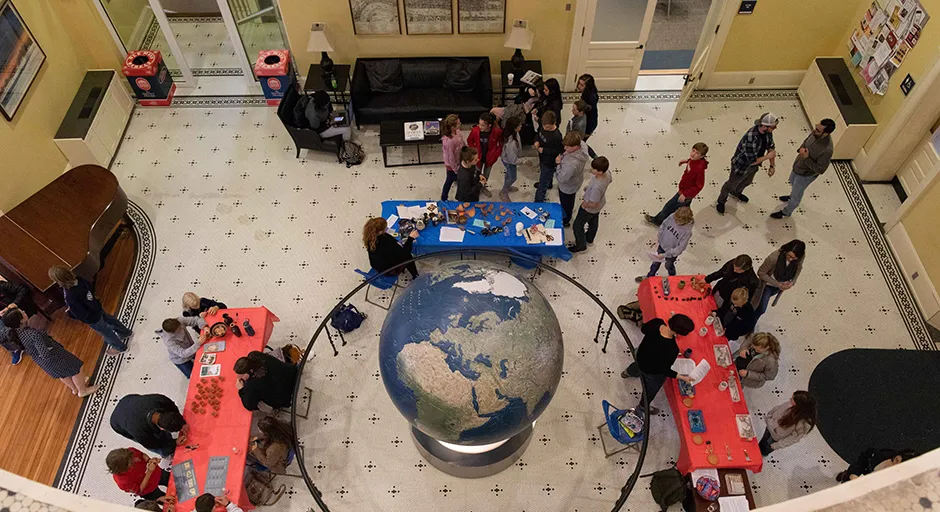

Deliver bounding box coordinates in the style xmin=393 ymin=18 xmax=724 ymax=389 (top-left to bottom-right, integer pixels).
xmin=351 ymin=57 xmax=492 ymax=127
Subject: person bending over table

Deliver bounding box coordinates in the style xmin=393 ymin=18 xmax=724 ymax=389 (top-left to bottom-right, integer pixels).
xmin=250 ymin=416 xmax=294 ymax=473
xmin=181 ymin=292 xmax=227 ymax=318
xmin=158 ymin=317 xmax=209 ymax=378
xmin=107 ymin=447 xmax=170 ymax=501
xmin=111 ymin=394 xmax=188 ymax=457
xmin=195 ymin=494 xmax=243 ymax=512
xmin=234 ymin=351 xmax=298 ymax=412
xmin=363 ymin=217 xmax=419 ymax=279
xmin=621 ymin=315 xmax=695 ymax=415
xmin=705 ymin=254 xmax=759 ymax=308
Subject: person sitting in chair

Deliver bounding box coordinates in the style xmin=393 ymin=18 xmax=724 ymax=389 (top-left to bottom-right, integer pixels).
xmin=250 ymin=416 xmax=294 ymax=473
xmin=363 ymin=217 xmax=419 ymax=279
xmin=305 ymin=90 xmax=351 ymax=141
xmin=234 ymin=351 xmax=297 ymax=412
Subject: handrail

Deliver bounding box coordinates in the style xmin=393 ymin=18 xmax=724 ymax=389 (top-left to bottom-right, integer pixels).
xmin=288 ymin=248 xmax=651 ymax=512
xmin=235 ymin=6 xmax=274 ymax=25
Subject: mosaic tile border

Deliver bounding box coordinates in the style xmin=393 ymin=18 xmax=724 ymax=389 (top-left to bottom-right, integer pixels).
xmin=53 ymin=201 xmax=157 ymax=492
xmin=166 ymin=16 xmax=225 ymax=24
xmin=161 ymin=96 xmax=268 ymax=107
xmin=169 ymin=68 xmax=245 ymax=78
xmin=561 ymin=89 xmax=798 ymax=103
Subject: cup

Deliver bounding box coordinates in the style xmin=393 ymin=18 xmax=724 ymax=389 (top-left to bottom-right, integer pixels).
xmin=507 ymin=73 xmax=514 ymax=85
xmin=699 ymin=327 xmax=708 ymax=337
xmin=718 ymin=381 xmax=729 ymax=392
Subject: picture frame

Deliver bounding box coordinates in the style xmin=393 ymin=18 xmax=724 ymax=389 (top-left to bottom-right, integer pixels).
xmin=458 ymin=0 xmax=507 ymax=34
xmin=0 ymin=0 xmax=46 ymax=121
xmin=348 ymin=0 xmax=402 ymax=36
xmin=404 ymin=0 xmax=453 ymax=35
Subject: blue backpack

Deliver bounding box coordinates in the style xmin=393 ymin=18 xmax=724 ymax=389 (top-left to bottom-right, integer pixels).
xmin=330 ymin=304 xmax=366 ymax=333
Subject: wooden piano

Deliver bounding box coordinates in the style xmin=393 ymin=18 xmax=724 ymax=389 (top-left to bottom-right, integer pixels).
xmin=0 ymin=165 xmax=130 ymax=313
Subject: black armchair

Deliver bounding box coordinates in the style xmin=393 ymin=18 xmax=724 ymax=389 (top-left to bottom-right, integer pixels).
xmin=277 ymin=81 xmax=344 ymax=161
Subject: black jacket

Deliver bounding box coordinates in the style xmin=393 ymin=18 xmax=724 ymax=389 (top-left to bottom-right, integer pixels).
xmin=64 ymin=278 xmax=103 ymax=324
xmin=182 ymin=297 xmax=228 ymax=318
xmin=0 ymin=280 xmax=36 ymax=316
xmin=581 ymin=89 xmax=599 ymax=135
xmin=239 ymin=352 xmax=298 ymax=411
xmin=368 ymin=234 xmax=414 ymax=275
xmin=110 ymin=394 xmax=183 ymax=455
xmin=635 ymin=319 xmax=680 ymax=377
xmin=716 ymin=301 xmax=756 ymax=341
xmin=705 ymin=259 xmax=760 ymax=305
xmin=455 ymin=164 xmax=482 ymax=202
xmin=537 ymin=128 xmax=564 ymax=166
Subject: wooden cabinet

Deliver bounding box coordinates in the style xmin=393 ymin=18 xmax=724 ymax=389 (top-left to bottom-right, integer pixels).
xmin=54 ymin=70 xmax=134 ymax=169
xmin=798 ymin=58 xmax=877 ymax=160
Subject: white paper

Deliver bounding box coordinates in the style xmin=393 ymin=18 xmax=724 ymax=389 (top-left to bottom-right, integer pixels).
xmin=520 ymin=206 xmax=537 ymax=219
xmin=872 ymin=41 xmax=892 ymax=65
xmin=396 ymin=205 xmax=411 ymax=218
xmin=648 ymin=251 xmax=665 ymax=261
xmin=545 ymin=228 xmax=563 ymax=246
xmin=386 ymin=214 xmax=399 ymax=230
xmin=688 ymin=359 xmax=711 ymax=385
xmin=691 ymin=468 xmax=720 ymax=488
xmin=439 ymin=227 xmax=465 ymax=243
xmin=408 ymin=206 xmax=425 ymax=218
xmin=671 ymin=358 xmax=710 ymax=385
xmin=718 ymin=496 xmax=750 ymax=512
xmin=671 ymin=358 xmax=695 ymax=375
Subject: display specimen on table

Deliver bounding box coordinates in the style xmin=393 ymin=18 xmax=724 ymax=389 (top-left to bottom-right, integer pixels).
xmin=349 ymin=0 xmax=401 ymax=35
xmin=848 ymin=0 xmax=929 ymax=96
xmin=404 ymin=0 xmax=453 ymax=34
xmin=458 ymin=0 xmax=506 ymax=34
xmin=0 ymin=0 xmax=46 ymax=120
xmin=379 ymin=261 xmax=563 ymax=476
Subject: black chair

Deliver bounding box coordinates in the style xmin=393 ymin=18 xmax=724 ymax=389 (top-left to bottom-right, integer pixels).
xmin=277 ymin=80 xmax=344 ymax=161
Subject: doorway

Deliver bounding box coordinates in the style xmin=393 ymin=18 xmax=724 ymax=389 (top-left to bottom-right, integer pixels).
xmin=640 ymin=0 xmax=713 ymax=75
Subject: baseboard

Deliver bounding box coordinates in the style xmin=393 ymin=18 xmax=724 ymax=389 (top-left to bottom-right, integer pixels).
xmin=886 ymin=222 xmax=940 ymax=329
xmin=704 ymin=70 xmax=805 ymax=90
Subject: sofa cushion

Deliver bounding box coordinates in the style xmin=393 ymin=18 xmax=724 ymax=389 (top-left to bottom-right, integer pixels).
xmin=359 ymin=89 xmax=484 ymax=118
xmin=363 ymin=60 xmax=404 ymax=93
xmin=444 ymin=59 xmax=482 ymax=92
xmin=400 ymin=59 xmax=449 ymax=89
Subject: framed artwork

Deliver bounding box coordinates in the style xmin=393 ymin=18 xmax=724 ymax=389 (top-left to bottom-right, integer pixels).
xmin=458 ymin=0 xmax=506 ymax=34
xmin=348 ymin=0 xmax=402 ymax=36
xmin=404 ymin=0 xmax=453 ymax=35
xmin=0 ymin=0 xmax=46 ymax=121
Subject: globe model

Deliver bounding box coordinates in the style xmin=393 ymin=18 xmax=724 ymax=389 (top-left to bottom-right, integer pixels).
xmin=379 ymin=261 xmax=564 ymax=446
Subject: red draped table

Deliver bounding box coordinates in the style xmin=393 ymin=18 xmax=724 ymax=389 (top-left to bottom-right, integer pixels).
xmin=167 ymin=307 xmax=280 ymax=512
xmin=637 ymin=276 xmax=763 ymax=475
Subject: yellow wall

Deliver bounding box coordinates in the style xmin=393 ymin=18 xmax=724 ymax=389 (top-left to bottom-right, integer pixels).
xmin=277 ymin=0 xmax=574 ymax=79
xmin=0 ymin=0 xmax=121 ymax=212
xmin=715 ymin=0 xmax=869 ymax=72
xmin=901 ymin=177 xmax=940 ymax=290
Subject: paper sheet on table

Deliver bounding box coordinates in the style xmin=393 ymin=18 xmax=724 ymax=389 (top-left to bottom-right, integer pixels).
xmin=386 ymin=214 xmax=399 ymax=230
xmin=439 ymin=227 xmax=465 ymax=243
xmin=545 ymin=219 xmax=556 ymax=229
xmin=671 ymin=358 xmax=711 ymax=386
xmin=472 ymin=219 xmax=486 ymax=228
xmin=718 ymin=496 xmax=750 ymax=512
xmin=520 ymin=206 xmax=537 ymax=219
xmin=690 ymin=468 xmax=720 ymax=489
xmin=545 ymin=228 xmax=563 ymax=246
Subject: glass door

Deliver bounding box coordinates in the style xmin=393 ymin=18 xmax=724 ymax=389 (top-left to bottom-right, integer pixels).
xmin=218 ymin=0 xmax=290 ymax=80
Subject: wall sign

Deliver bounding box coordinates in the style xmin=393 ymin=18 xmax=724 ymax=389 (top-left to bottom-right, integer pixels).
xmin=900 ymin=73 xmax=915 ymax=95
xmin=739 ymin=1 xmax=757 ymax=14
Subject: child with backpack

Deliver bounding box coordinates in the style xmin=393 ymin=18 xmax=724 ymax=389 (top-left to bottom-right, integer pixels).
xmin=467 ymin=112 xmax=503 ymax=198
xmin=440 ymin=114 xmax=464 ymax=201
xmin=646 ymin=142 xmax=709 ymax=226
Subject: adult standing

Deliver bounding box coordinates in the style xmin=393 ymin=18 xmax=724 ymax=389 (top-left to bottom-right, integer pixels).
xmin=716 ymin=113 xmax=779 ymax=215
xmin=759 ymin=391 xmax=817 ymax=456
xmin=735 ymin=332 xmax=780 ymax=388
xmin=771 ymin=119 xmax=836 ymax=219
xmin=1 ymin=308 xmax=99 ymax=396
xmin=620 ymin=315 xmax=696 ymax=415
xmin=111 ymin=394 xmax=187 ymax=457
xmin=705 ymin=254 xmax=760 ymax=308
xmin=753 ymin=240 xmax=806 ymax=323
xmin=534 ymin=78 xmax=563 ymax=131
xmin=49 ymin=266 xmax=133 ymax=355
xmin=577 ymin=74 xmax=599 ymax=156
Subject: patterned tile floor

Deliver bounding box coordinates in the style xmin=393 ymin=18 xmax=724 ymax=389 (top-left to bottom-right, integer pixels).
xmin=862 ymin=183 xmax=903 ymax=224
xmin=56 ymin=93 xmax=931 ymax=512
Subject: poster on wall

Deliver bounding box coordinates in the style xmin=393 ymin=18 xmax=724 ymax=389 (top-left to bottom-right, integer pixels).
xmin=404 ymin=0 xmax=453 ymax=35
xmin=0 ymin=0 xmax=46 ymax=121
xmin=848 ymin=0 xmax=929 ymax=95
xmin=458 ymin=0 xmax=507 ymax=34
xmin=349 ymin=0 xmax=402 ymax=35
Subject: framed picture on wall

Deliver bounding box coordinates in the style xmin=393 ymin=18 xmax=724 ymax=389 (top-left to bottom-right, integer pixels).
xmin=458 ymin=0 xmax=506 ymax=34
xmin=403 ymin=0 xmax=453 ymax=35
xmin=0 ymin=0 xmax=46 ymax=121
xmin=348 ymin=0 xmax=402 ymax=36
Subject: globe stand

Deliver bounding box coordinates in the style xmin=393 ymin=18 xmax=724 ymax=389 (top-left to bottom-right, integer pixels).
xmin=411 ymin=425 xmax=534 ymax=478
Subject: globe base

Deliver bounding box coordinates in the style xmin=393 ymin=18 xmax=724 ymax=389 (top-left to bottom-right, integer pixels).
xmin=411 ymin=425 xmax=534 ymax=478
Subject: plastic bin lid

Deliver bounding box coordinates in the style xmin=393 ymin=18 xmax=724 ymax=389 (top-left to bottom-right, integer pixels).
xmin=123 ymin=50 xmax=163 ymax=76
xmin=255 ymin=50 xmax=290 ymax=76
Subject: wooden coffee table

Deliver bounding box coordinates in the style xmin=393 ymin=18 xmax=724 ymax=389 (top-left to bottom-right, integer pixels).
xmin=379 ymin=120 xmax=444 ymax=167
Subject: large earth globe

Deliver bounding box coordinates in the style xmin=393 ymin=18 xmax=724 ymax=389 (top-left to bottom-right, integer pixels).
xmin=379 ymin=261 xmax=564 ymax=446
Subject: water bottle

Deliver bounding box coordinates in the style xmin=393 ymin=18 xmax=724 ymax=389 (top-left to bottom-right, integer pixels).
xmin=243 ymin=319 xmax=255 ymax=337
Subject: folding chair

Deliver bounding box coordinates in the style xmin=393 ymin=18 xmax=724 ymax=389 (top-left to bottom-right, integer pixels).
xmin=598 ymin=400 xmax=644 ymax=458
xmin=354 ymin=268 xmax=405 ymax=310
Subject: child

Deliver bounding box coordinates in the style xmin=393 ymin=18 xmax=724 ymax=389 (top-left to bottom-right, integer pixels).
xmin=455 ymin=146 xmax=485 ymax=202
xmin=182 ymin=292 xmax=227 ymax=318
xmin=467 ymin=112 xmax=503 ymax=198
xmin=499 ymin=116 xmax=523 ymax=202
xmin=440 ymin=114 xmax=464 ymax=201
xmin=159 ymin=317 xmax=209 ymax=378
xmin=568 ymin=156 xmax=611 ymax=253
xmin=566 ymin=100 xmax=591 ymax=136
xmin=533 ymin=111 xmax=563 ymax=202
xmin=555 ymin=132 xmax=590 ymax=226
xmin=646 ymin=142 xmax=709 ymax=226
xmin=636 ymin=206 xmax=693 ymax=282
xmin=49 ymin=266 xmax=132 ymax=356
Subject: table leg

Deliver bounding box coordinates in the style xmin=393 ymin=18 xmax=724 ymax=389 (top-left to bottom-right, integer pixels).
xmin=593 ymin=310 xmax=606 ymax=344
xmin=602 ymin=317 xmax=614 ymax=354
xmin=382 ymin=146 xmax=388 ymax=167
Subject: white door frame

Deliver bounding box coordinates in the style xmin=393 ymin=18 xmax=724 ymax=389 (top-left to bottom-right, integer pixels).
xmin=671 ymin=0 xmax=726 ymax=123
xmin=216 ymin=0 xmax=260 ymax=86
xmin=697 ymin=0 xmax=738 ymax=90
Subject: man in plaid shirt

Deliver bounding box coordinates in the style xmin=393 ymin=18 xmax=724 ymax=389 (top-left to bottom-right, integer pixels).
xmin=716 ymin=113 xmax=779 ymax=215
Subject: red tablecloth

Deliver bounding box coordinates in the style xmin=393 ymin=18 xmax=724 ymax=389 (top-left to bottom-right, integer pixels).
xmin=637 ymin=277 xmax=763 ymax=474
xmin=167 ymin=307 xmax=280 ymax=512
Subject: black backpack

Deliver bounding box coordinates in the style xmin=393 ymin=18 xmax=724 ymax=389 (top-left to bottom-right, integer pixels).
xmin=330 ymin=304 xmax=366 ymax=333
xmin=340 ymin=140 xmax=365 ymax=167
xmin=644 ymin=466 xmax=687 ymax=511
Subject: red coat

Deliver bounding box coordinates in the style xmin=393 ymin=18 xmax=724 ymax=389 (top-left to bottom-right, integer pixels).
xmin=678 ymin=158 xmax=708 ymax=198
xmin=112 ymin=448 xmax=159 ymax=495
xmin=467 ymin=125 xmax=504 ymax=167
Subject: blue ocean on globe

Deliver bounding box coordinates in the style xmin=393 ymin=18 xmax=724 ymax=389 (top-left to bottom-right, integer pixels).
xmin=379 ymin=261 xmax=564 ymax=445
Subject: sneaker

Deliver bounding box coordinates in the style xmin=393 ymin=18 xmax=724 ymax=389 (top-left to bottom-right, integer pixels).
xmin=547 ymin=183 xmax=553 ymax=190
xmin=770 ymin=211 xmax=787 ymax=219
xmin=644 ymin=214 xmax=660 ymax=226
xmin=635 ymin=275 xmax=648 ymax=284
xmin=716 ymin=203 xmax=725 ymax=215
xmin=567 ymin=244 xmax=586 ymax=253
xmin=509 ymin=186 xmax=519 ymax=192
xmin=620 ymin=369 xmax=631 ymax=379
xmin=11 ymin=350 xmax=22 ymax=365
xmin=731 ymin=192 xmax=749 ymax=203
xmin=779 ymin=195 xmax=790 ymax=202
xmin=587 ymin=240 xmax=594 ymax=246
xmin=639 ymin=405 xmax=661 ymax=415
xmin=481 ymin=187 xmax=492 ymax=198
xmin=563 ymin=221 xmax=571 ymax=228
xmin=121 ymin=331 xmax=133 ymax=340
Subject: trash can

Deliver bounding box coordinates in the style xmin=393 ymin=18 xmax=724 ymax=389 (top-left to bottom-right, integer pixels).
xmin=122 ymin=50 xmax=176 ymax=106
xmin=255 ymin=50 xmax=291 ymax=106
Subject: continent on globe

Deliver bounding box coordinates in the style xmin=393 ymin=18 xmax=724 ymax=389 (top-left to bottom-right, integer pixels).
xmin=379 ymin=261 xmax=564 ymax=446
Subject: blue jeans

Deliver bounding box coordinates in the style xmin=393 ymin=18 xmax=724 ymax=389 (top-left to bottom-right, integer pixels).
xmin=754 ymin=284 xmax=780 ymax=323
xmin=534 ymin=162 xmax=555 ymax=202
xmin=647 ymin=245 xmax=677 ymax=277
xmin=88 ymin=312 xmax=132 ymax=351
xmin=175 ymin=360 xmax=194 ymax=378
xmin=441 ymin=169 xmax=458 ymax=201
xmin=781 ymin=171 xmax=818 ymax=216
xmin=501 ymin=163 xmax=518 ymax=193
xmin=652 ymin=193 xmax=693 ymax=225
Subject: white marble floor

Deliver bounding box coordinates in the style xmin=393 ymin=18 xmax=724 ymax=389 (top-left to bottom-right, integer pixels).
xmin=55 ymin=92 xmax=931 ymax=512
xmin=862 ymin=182 xmax=903 ymax=224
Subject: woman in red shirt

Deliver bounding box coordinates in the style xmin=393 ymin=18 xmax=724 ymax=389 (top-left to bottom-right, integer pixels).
xmin=107 ymin=447 xmax=170 ymax=500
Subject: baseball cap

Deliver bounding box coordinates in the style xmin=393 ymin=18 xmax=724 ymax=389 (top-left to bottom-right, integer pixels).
xmin=760 ymin=113 xmax=779 ymax=126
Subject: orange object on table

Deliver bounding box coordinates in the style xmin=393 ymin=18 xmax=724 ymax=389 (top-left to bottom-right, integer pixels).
xmin=167 ymin=307 xmax=280 ymax=512
xmin=637 ymin=276 xmax=763 ymax=474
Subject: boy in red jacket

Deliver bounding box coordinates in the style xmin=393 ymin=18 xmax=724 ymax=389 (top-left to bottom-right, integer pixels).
xmin=467 ymin=112 xmax=503 ymax=198
xmin=646 ymin=142 xmax=709 ymax=226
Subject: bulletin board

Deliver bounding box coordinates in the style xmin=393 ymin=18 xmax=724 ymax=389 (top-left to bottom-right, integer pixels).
xmin=848 ymin=0 xmax=930 ymax=95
